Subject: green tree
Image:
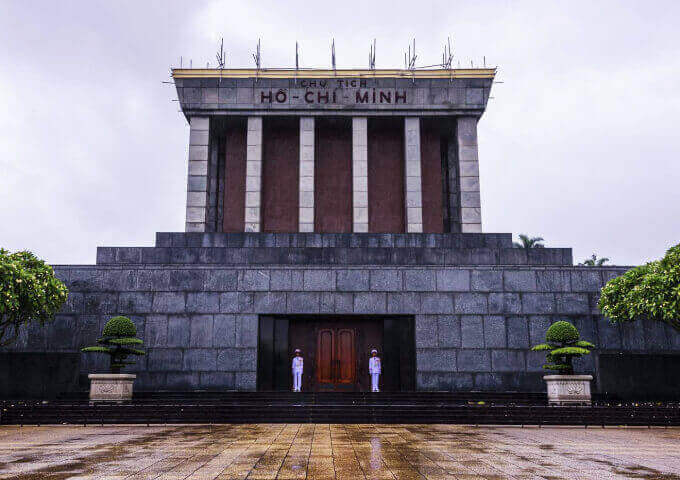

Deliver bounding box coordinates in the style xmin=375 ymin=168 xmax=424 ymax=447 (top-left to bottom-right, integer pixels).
xmin=0 ymin=249 xmax=68 ymax=346
xmin=579 ymin=254 xmax=610 ymax=266
xmin=531 ymin=321 xmax=594 ymax=374
xmin=598 ymin=243 xmax=680 ymax=331
xmin=513 ymin=234 xmax=545 ymax=249
xmin=82 ymin=316 xmax=145 ymax=373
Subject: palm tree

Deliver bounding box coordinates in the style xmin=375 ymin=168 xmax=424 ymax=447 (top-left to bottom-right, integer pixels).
xmin=513 ymin=234 xmax=545 ymax=249
xmin=579 ymin=254 xmax=609 ymax=266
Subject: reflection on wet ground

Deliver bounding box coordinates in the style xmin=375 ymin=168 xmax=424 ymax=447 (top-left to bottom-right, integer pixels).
xmin=0 ymin=424 xmax=679 ymax=479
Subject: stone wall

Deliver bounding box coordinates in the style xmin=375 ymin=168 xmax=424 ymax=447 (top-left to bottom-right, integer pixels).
xmin=3 ymin=233 xmax=678 ymax=395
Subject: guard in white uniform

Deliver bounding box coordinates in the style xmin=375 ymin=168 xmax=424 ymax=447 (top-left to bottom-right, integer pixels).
xmin=369 ymin=349 xmax=381 ymax=392
xmin=291 ymin=349 xmax=304 ymax=392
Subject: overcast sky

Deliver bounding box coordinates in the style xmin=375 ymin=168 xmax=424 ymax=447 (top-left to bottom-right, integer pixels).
xmin=1 ymin=0 xmax=678 ymax=266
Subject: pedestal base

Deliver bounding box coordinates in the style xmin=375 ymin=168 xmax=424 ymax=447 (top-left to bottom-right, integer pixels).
xmin=544 ymin=375 xmax=593 ymax=405
xmin=88 ymin=374 xmax=136 ymax=402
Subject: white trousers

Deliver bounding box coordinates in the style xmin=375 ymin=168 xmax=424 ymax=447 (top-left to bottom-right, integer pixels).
xmin=293 ymin=371 xmax=302 ymax=391
xmin=371 ymin=373 xmax=380 ymax=392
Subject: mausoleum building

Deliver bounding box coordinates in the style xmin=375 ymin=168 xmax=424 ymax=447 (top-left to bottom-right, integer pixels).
xmin=2 ymin=68 xmax=678 ymax=398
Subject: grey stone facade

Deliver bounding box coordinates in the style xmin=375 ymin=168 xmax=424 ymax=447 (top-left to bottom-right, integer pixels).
xmin=4 ymin=232 xmax=677 ymax=393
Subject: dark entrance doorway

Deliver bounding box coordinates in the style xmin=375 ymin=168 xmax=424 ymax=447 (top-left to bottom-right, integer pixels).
xmin=257 ymin=315 xmax=415 ymax=392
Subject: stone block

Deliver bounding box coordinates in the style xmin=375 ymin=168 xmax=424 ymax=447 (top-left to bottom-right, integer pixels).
xmin=416 ymin=349 xmax=456 ymax=372
xmin=471 ymin=270 xmax=502 ymax=292
xmin=415 ymin=316 xmax=438 ymax=348
xmin=483 ymin=316 xmax=506 ymax=348
xmin=454 ymin=293 xmax=488 ymax=314
xmin=507 ymin=317 xmax=530 ymax=349
xmin=333 ymin=293 xmax=354 ymax=313
xmin=491 ymin=350 xmax=525 ymax=372
xmin=286 ymin=292 xmax=320 ymax=313
xmin=488 ymin=293 xmax=522 ymax=314
xmin=83 ymin=293 xmax=119 ymax=314
xmin=337 ymin=270 xmax=369 ymax=291
xmin=303 ymin=270 xmax=335 ymax=291
xmin=152 ymin=292 xmax=186 ymax=313
xmin=240 ymin=270 xmax=270 ymax=291
xmin=528 ymin=316 xmax=552 ymax=345
xmin=183 ymin=349 xmax=216 ymax=371
xmin=69 ymin=269 xmax=103 ymax=291
xmin=420 ymin=293 xmax=453 ymax=314
xmin=597 ymin=316 xmax=621 ymax=349
xmin=187 ymin=315 xmax=212 ymax=347
xmin=461 ymin=316 xmax=484 ymax=348
xmin=521 ymin=294 xmax=555 ymax=314
xmin=236 ymin=315 xmax=258 ymax=347
xmin=213 ymin=314 xmax=236 ymax=347
xmin=144 ymin=315 xmax=168 ymax=347
xmin=118 ymin=292 xmax=152 ymax=313
xmin=370 ymin=270 xmax=402 ymax=291
xmin=167 ymin=315 xmax=190 ymax=347
xmin=353 ymin=293 xmax=387 ymax=313
xmin=536 ymin=270 xmax=571 ymax=292
xmin=235 ymin=372 xmax=256 ymax=390
xmin=200 ymin=372 xmax=235 ymax=389
xmin=526 ymin=350 xmax=546 ymax=372
xmin=503 ymin=270 xmax=536 ymax=292
xmin=556 ymin=294 xmax=589 ymax=314
xmin=166 ymin=373 xmax=200 ymax=390
xmin=457 ymin=349 xmax=491 ymax=372
xmin=169 ymin=269 xmax=205 ymax=291
xmin=437 ymin=315 xmax=461 ymax=348
xmin=435 ymin=270 xmax=470 ymax=291
xmin=147 ymin=349 xmax=183 ymax=371
xmin=387 ymin=293 xmax=420 ymax=313
xmin=222 ymin=292 xmax=254 ymax=313
xmin=404 ymin=270 xmax=436 ymax=291
xmin=643 ymin=319 xmax=669 ymax=351
xmin=204 ymin=270 xmax=238 ymax=291
xmin=621 ymin=322 xmax=645 ymax=350
xmin=216 ymin=348 xmax=239 ymax=371
xmin=238 ymin=348 xmax=257 ymax=371
xmin=571 ymin=270 xmax=603 ymax=292
xmin=186 ymin=292 xmax=220 ymax=313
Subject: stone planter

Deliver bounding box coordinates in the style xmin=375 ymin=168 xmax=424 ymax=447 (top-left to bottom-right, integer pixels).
xmin=544 ymin=375 xmax=593 ymax=405
xmin=88 ymin=374 xmax=136 ymax=402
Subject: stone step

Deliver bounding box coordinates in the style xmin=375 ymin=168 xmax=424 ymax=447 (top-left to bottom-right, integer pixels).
xmin=155 ymin=232 xmax=514 ymax=249
xmin=96 ymin=246 xmax=573 ymax=266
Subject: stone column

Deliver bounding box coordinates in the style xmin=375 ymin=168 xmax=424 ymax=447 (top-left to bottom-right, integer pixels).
xmin=352 ymin=117 xmax=368 ymax=232
xmin=404 ymin=117 xmax=423 ymax=233
xmin=245 ymin=116 xmax=263 ymax=232
xmin=299 ymin=117 xmax=315 ymax=232
xmin=457 ymin=116 xmax=482 ymax=232
xmin=185 ymin=116 xmax=209 ymax=232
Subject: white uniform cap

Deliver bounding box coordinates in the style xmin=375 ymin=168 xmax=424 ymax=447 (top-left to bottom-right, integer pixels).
xmin=371 ymin=349 xmax=377 ymax=353
xmin=294 ymin=349 xmax=301 ymax=353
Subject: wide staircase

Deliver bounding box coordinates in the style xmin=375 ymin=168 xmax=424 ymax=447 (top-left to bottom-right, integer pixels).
xmin=2 ymin=392 xmax=679 ymax=426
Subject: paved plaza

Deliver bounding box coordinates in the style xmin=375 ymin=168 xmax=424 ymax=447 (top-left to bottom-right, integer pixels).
xmin=0 ymin=424 xmax=679 ymax=479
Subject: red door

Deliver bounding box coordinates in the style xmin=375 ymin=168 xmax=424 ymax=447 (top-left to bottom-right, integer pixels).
xmin=316 ymin=328 xmax=356 ymax=390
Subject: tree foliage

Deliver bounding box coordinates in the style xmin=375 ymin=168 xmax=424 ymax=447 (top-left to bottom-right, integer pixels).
xmin=579 ymin=254 xmax=609 ymax=266
xmin=82 ymin=316 xmax=145 ymax=373
xmin=513 ymin=234 xmax=545 ymax=249
xmin=598 ymin=243 xmax=680 ymax=331
xmin=531 ymin=321 xmax=594 ymax=374
xmin=0 ymin=249 xmax=68 ymax=346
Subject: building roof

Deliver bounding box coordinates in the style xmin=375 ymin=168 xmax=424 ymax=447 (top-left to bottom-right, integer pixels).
xmin=171 ymin=68 xmax=496 ymax=79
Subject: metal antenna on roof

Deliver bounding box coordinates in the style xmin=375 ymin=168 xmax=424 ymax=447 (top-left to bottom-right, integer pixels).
xmin=180 ymin=56 xmax=183 ymax=68
xmin=441 ymin=37 xmax=453 ymax=69
xmin=295 ymin=41 xmax=300 ymax=70
xmin=215 ymin=38 xmax=226 ymax=84
xmin=368 ymin=39 xmax=376 ymax=70
xmin=252 ymin=38 xmax=261 ymax=82
xmin=404 ymin=38 xmax=417 ymax=69
xmin=331 ymin=38 xmax=336 ymax=72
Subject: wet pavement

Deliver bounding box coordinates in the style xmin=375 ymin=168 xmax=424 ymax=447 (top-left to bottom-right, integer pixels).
xmin=0 ymin=424 xmax=679 ymax=479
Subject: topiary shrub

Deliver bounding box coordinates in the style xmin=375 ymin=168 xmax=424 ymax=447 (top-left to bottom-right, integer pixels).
xmin=531 ymin=321 xmax=595 ymax=374
xmin=82 ymin=316 xmax=145 ymax=373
